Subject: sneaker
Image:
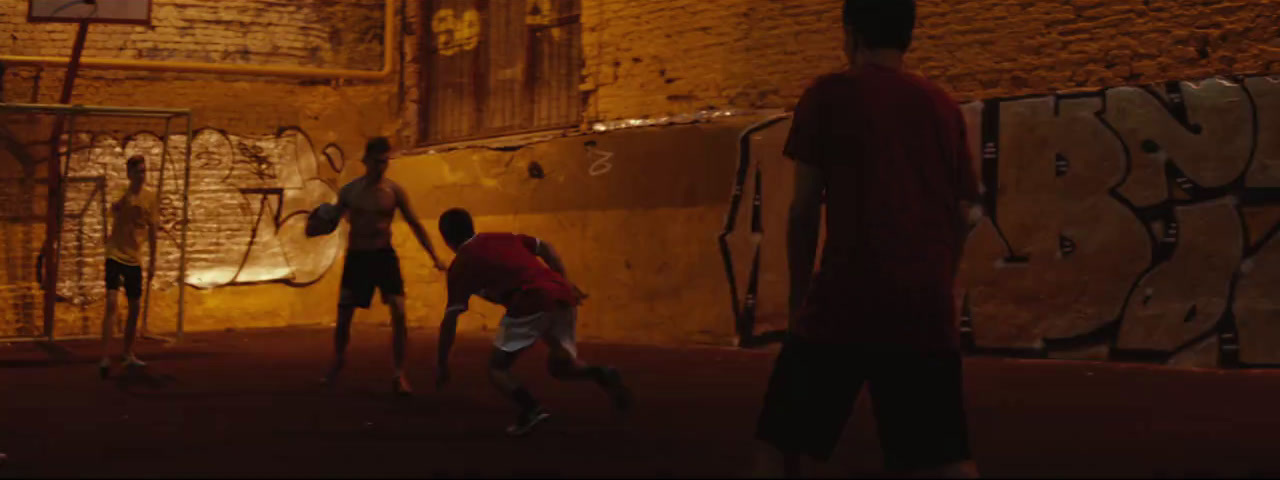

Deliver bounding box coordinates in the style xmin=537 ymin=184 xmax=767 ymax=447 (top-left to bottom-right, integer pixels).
xmin=98 ymin=358 xmax=111 ymax=379
xmin=122 ymin=355 xmax=147 ymax=368
xmin=505 ymin=408 xmax=551 ymax=437
xmin=392 ymin=375 xmax=413 ymax=397
xmin=602 ymin=367 xmax=634 ymax=412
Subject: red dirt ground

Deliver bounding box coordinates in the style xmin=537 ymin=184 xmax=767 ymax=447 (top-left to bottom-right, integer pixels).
xmin=2 ymin=326 xmax=1280 ymax=478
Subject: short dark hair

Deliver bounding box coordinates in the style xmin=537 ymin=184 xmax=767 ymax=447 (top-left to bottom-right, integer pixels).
xmin=438 ymin=207 xmax=475 ymax=246
xmin=843 ymin=0 xmax=916 ymax=51
xmin=364 ymin=136 xmax=392 ymax=160
xmin=126 ymin=155 xmax=145 ymax=169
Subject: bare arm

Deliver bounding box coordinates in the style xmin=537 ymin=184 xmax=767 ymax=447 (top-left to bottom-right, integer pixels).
xmin=393 ymin=183 xmax=445 ymax=270
xmin=534 ymin=239 xmax=588 ymax=300
xmin=534 ymin=240 xmax=569 ymax=280
xmin=787 ymin=161 xmax=824 ymax=319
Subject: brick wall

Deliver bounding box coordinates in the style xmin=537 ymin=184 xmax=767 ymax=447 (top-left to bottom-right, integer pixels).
xmin=398 ymin=0 xmax=1279 ymax=140
xmin=2 ymin=0 xmax=385 ymax=69
xmin=577 ymin=0 xmax=1280 ymax=121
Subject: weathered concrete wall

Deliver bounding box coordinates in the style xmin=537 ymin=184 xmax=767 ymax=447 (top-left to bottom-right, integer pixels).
xmin=388 ymin=117 xmax=774 ymax=345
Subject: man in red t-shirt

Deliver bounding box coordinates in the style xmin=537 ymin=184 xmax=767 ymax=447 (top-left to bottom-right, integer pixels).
xmin=434 ymin=208 xmax=633 ymax=436
xmin=752 ymin=1 xmax=983 ymax=477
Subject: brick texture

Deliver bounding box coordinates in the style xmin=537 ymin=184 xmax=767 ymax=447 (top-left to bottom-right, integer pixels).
xmin=2 ymin=0 xmax=385 ymax=70
xmin=576 ymin=0 xmax=1280 ymax=120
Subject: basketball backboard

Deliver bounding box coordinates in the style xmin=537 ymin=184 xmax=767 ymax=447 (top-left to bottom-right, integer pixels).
xmin=28 ymin=0 xmax=152 ymax=25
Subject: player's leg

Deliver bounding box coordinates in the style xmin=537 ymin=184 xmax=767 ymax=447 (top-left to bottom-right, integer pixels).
xmin=119 ymin=262 xmax=145 ymax=367
xmin=324 ymin=305 xmax=357 ymax=383
xmin=752 ymin=336 xmax=864 ymax=478
xmin=491 ymin=313 xmax=548 ymax=435
xmin=99 ymin=260 xmax=121 ymax=378
xmin=325 ymin=252 xmax=372 ymax=383
xmin=541 ymin=307 xmax=631 ymax=411
xmin=868 ymin=351 xmax=978 ymax=478
xmin=387 ymin=294 xmax=411 ymax=395
xmin=378 ymin=249 xmax=411 ymax=395
xmin=489 ymin=347 xmax=548 ymax=436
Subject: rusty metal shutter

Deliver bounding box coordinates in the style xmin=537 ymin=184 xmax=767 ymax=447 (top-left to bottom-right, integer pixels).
xmin=420 ymin=0 xmax=582 ymax=145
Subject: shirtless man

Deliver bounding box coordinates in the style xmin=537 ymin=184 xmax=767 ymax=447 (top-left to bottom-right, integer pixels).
xmin=321 ymin=137 xmax=446 ymax=395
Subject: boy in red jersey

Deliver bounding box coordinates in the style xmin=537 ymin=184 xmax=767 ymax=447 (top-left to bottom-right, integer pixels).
xmin=433 ymin=208 xmax=632 ymax=436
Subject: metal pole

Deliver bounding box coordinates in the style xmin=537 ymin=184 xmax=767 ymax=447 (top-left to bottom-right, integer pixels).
xmin=45 ymin=112 xmax=77 ymax=342
xmin=177 ymin=114 xmax=192 ymax=341
xmin=141 ymin=117 xmax=171 ymax=337
xmin=41 ymin=20 xmax=92 ymax=343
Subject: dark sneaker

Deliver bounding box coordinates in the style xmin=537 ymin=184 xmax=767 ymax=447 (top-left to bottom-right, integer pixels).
xmin=98 ymin=358 xmax=111 ymax=380
xmin=505 ymin=409 xmax=551 ymax=437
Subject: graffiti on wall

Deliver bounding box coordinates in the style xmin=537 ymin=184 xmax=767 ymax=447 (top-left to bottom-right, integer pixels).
xmin=50 ymin=126 xmax=346 ymax=304
xmin=731 ymin=75 xmax=1280 ymax=368
xmin=431 ymin=8 xmax=481 ymax=56
xmin=959 ymin=75 xmax=1280 ymax=367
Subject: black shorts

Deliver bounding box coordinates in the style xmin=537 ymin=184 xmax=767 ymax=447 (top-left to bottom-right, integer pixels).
xmin=755 ymin=336 xmax=972 ymax=472
xmin=339 ymin=248 xmax=405 ymax=309
xmin=105 ymin=258 xmax=143 ymax=299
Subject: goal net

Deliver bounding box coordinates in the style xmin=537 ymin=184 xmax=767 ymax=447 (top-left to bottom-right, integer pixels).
xmin=0 ymin=103 xmax=191 ymax=342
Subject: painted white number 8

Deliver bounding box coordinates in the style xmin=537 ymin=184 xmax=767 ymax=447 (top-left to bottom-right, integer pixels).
xmin=588 ymin=147 xmax=614 ymax=176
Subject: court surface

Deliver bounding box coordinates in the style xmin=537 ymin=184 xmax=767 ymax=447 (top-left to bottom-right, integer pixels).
xmin=2 ymin=326 xmax=1279 ymax=478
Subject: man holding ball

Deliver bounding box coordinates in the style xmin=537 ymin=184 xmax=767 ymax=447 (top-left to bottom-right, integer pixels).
xmin=309 ymin=137 xmax=447 ymax=395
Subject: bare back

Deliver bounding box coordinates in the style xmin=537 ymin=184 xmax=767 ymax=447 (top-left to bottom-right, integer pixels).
xmin=340 ymin=177 xmax=399 ymax=251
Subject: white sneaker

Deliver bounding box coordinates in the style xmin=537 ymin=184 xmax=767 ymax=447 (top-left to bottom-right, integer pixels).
xmin=122 ymin=355 xmax=147 ymax=368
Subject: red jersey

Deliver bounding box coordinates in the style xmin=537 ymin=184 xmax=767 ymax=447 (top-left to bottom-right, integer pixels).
xmin=445 ymin=233 xmax=579 ymax=318
xmin=787 ymin=66 xmax=981 ymax=352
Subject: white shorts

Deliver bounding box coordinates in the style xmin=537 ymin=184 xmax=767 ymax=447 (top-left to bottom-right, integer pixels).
xmin=494 ymin=308 xmax=577 ymax=357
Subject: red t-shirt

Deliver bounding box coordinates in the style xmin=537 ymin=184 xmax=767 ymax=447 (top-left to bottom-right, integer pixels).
xmin=446 ymin=233 xmax=580 ymax=318
xmin=787 ymin=65 xmax=980 ymax=352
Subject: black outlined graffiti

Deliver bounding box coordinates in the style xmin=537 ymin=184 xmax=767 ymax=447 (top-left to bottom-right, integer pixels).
xmin=963 ymin=75 xmax=1280 ymax=368
xmin=720 ymin=113 xmax=790 ymax=348
xmin=2 ymin=126 xmax=347 ymax=306
xmin=731 ymin=75 xmax=1280 ymax=368
xmin=232 ymin=142 xmax=277 ymax=181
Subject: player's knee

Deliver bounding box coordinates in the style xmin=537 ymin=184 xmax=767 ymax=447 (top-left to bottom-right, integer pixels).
xmin=387 ymin=296 xmax=406 ymax=314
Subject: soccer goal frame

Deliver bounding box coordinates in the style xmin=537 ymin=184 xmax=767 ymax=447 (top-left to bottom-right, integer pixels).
xmin=0 ymin=102 xmax=192 ymax=344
